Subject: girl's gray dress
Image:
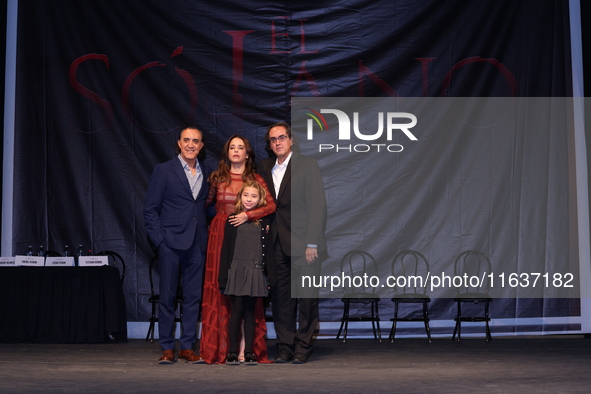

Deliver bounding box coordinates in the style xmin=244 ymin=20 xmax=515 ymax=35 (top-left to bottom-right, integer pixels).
xmin=224 ymin=221 xmax=268 ymax=297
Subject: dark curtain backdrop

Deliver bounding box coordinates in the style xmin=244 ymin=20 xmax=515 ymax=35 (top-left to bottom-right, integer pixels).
xmin=12 ymin=0 xmax=579 ymax=327
xmin=1 ymin=0 xmax=7 ymax=247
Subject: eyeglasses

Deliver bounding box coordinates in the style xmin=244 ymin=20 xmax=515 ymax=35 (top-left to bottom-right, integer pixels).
xmin=269 ymin=134 xmax=289 ymax=144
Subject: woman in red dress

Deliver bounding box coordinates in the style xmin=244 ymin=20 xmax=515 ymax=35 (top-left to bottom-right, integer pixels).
xmin=200 ymin=135 xmax=276 ymax=364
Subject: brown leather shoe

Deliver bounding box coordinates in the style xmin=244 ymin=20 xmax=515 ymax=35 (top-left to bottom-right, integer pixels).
xmin=158 ymin=350 xmax=175 ymax=364
xmin=179 ymin=349 xmax=205 ymax=364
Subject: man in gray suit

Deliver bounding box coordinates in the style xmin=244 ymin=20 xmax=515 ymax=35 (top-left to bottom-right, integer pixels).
xmin=259 ymin=121 xmax=327 ymax=364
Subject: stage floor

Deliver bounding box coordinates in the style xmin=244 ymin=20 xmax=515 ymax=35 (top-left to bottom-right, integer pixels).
xmin=1 ymin=336 xmax=590 ymax=393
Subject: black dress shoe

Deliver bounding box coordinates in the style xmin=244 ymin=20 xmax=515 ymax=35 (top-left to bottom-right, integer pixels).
xmin=244 ymin=352 xmax=258 ymax=365
xmin=274 ymin=352 xmax=291 ymax=363
xmin=292 ymin=353 xmax=308 ymax=364
xmin=226 ymin=352 xmax=240 ymax=365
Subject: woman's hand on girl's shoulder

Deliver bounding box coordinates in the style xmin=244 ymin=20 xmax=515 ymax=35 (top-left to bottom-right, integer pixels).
xmin=229 ymin=212 xmax=248 ymax=226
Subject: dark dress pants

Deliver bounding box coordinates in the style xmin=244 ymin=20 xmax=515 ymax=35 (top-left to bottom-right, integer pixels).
xmin=272 ymin=244 xmax=319 ymax=359
xmin=158 ymin=240 xmax=205 ymax=351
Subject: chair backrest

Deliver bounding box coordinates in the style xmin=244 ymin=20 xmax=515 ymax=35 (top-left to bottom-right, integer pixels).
xmin=96 ymin=250 xmax=126 ymax=284
xmin=453 ymin=250 xmax=492 ymax=295
xmin=340 ymin=250 xmax=379 ymax=296
xmin=391 ymin=250 xmax=430 ymax=296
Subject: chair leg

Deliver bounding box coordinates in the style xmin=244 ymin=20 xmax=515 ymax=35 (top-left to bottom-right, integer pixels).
xmin=374 ymin=302 xmax=382 ymax=342
xmin=146 ymin=304 xmax=157 ymax=343
xmin=423 ymin=302 xmax=432 ymax=343
xmin=425 ymin=320 xmax=432 ymax=343
xmin=337 ymin=302 xmax=350 ymax=342
xmin=452 ymin=301 xmax=462 ymax=341
xmin=485 ymin=301 xmax=492 ymax=342
xmin=370 ymin=302 xmax=377 ymax=340
xmin=343 ymin=311 xmax=350 ymax=343
xmin=336 ymin=320 xmax=345 ymax=340
xmin=145 ymin=320 xmax=153 ymax=342
xmin=389 ymin=301 xmax=399 ymax=342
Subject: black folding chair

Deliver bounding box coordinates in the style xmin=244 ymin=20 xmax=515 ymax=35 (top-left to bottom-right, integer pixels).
xmin=452 ymin=250 xmax=493 ymax=341
xmin=389 ymin=250 xmax=431 ymax=343
xmin=336 ymin=250 xmax=382 ymax=342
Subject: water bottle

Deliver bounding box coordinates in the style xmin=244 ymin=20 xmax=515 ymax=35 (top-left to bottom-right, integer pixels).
xmin=38 ymin=245 xmax=45 ymax=256
xmin=78 ymin=245 xmax=84 ymax=256
xmin=63 ymin=245 xmax=70 ymax=257
xmin=27 ymin=245 xmax=33 ymax=256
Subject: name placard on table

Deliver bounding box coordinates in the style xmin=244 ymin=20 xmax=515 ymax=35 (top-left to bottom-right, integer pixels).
xmin=45 ymin=256 xmax=76 ymax=266
xmin=0 ymin=257 xmax=16 ymax=266
xmin=78 ymin=256 xmax=109 ymax=267
xmin=14 ymin=255 xmax=46 ymax=267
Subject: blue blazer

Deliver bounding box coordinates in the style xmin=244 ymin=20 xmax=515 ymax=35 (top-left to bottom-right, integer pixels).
xmin=144 ymin=157 xmax=211 ymax=252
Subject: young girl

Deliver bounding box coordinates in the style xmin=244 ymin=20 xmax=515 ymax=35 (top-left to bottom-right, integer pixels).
xmin=218 ymin=181 xmax=271 ymax=365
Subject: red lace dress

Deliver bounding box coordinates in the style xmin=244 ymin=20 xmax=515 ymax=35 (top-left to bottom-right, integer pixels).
xmin=199 ymin=173 xmax=276 ymax=363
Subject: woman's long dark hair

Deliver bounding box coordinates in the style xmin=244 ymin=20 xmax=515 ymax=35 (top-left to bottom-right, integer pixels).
xmin=209 ymin=134 xmax=256 ymax=187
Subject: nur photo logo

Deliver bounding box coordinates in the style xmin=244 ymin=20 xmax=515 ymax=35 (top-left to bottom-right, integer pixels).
xmin=303 ymin=106 xmax=418 ymax=153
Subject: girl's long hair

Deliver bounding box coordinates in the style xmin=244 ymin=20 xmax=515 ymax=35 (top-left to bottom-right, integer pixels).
xmin=234 ymin=181 xmax=267 ymax=214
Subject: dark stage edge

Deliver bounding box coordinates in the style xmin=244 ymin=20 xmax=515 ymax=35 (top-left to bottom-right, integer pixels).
xmin=1 ymin=336 xmax=590 ymax=393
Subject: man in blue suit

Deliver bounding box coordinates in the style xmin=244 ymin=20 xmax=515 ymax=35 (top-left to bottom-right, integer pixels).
xmin=144 ymin=126 xmax=211 ymax=364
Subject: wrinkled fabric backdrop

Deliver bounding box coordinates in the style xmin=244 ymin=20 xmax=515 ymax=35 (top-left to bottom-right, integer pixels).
xmin=12 ymin=0 xmax=580 ymax=330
